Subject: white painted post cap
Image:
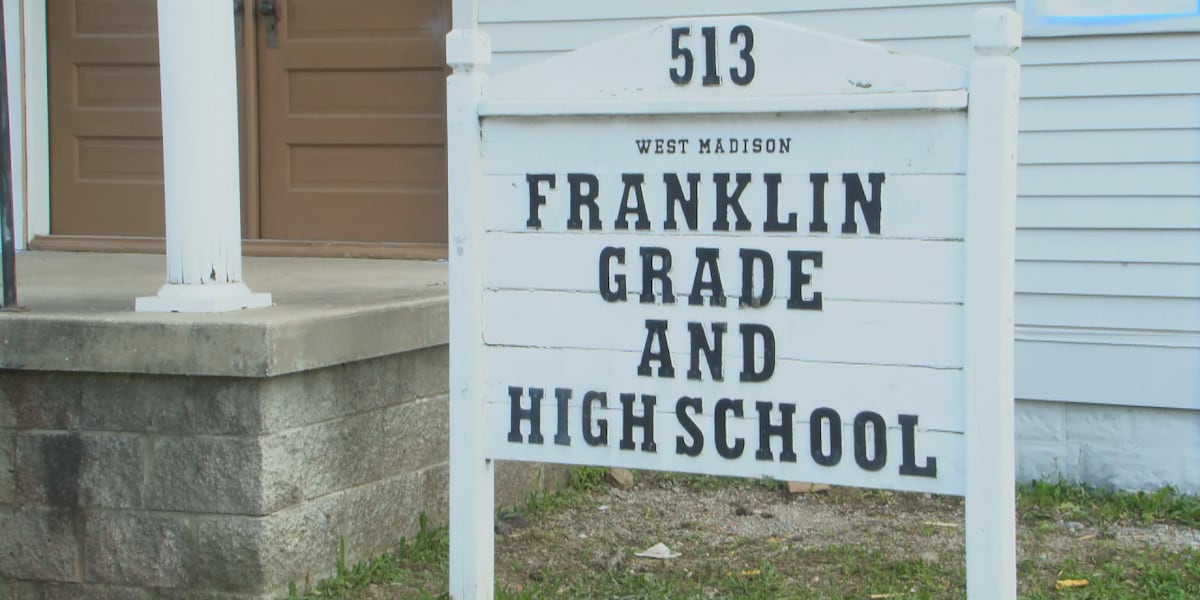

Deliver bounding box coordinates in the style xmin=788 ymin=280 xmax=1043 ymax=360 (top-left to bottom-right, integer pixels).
xmin=972 ymin=8 xmax=1022 ymax=56
xmin=446 ymin=29 xmax=492 ymax=68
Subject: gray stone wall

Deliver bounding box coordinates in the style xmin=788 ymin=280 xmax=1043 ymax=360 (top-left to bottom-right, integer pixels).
xmin=0 ymin=346 xmax=561 ymax=599
xmin=1016 ymin=399 xmax=1200 ymax=494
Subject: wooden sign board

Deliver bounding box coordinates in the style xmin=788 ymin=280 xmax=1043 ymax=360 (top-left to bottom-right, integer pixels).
xmin=447 ymin=9 xmax=1020 ymax=599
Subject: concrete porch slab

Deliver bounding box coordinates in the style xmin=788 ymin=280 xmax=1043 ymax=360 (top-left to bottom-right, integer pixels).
xmin=0 ymin=251 xmax=449 ymax=377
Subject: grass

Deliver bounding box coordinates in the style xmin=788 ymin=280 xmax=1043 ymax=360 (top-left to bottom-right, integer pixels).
xmin=285 ymin=513 xmax=448 ymax=599
xmin=1017 ymin=479 xmax=1200 ymax=527
xmin=495 ymin=561 xmax=789 ymax=599
xmin=284 ymin=476 xmax=1200 ymax=599
xmin=1020 ymin=548 xmax=1200 ymax=600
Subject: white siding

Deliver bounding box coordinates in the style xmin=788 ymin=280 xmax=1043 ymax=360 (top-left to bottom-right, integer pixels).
xmin=1015 ymin=25 xmax=1200 ymax=410
xmin=477 ymin=1 xmax=1200 ymax=412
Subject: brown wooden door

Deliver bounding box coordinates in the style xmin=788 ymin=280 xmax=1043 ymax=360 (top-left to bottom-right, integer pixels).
xmin=45 ymin=0 xmax=450 ymax=248
xmin=254 ymin=0 xmax=450 ymax=243
xmin=47 ymin=0 xmax=164 ymax=237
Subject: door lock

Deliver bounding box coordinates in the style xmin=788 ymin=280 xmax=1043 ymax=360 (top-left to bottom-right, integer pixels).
xmin=257 ymin=0 xmax=279 ymax=48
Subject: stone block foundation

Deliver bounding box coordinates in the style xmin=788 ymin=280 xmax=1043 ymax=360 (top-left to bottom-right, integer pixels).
xmin=0 ymin=346 xmax=562 ymax=598
xmin=1015 ymin=399 xmax=1200 ymax=494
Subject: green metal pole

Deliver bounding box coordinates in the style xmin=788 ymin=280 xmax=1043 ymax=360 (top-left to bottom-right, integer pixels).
xmin=0 ymin=0 xmax=17 ymax=309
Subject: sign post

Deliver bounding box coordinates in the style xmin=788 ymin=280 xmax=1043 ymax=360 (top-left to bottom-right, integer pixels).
xmin=447 ymin=8 xmax=1019 ymax=599
xmin=446 ymin=1 xmax=495 ymax=596
xmin=965 ymin=8 xmax=1021 ymax=599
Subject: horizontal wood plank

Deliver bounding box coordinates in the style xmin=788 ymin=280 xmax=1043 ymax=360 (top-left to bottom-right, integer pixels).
xmin=1020 ymin=130 xmax=1200 ymax=165
xmin=482 ymin=113 xmax=966 ymax=173
xmin=1016 ymin=229 xmax=1200 ymax=264
xmin=1018 ymin=164 xmax=1200 ymax=197
xmin=1017 ymin=33 xmax=1200 ymax=66
xmin=1016 ymin=196 xmax=1200 ymax=230
xmin=1017 ymin=294 xmax=1200 ymax=332
xmin=482 ymin=174 xmax=965 ymax=240
xmin=482 ymin=290 xmax=963 ymax=368
xmin=1019 ymin=96 xmax=1200 ymax=132
xmin=1022 ymin=61 xmax=1200 ymax=98
xmin=483 ymin=394 xmax=964 ymax=495
xmin=484 ymin=233 xmax=964 ymax=303
xmin=1017 ymin=262 xmax=1200 ymax=298
xmin=484 ymin=346 xmax=965 ymax=430
xmin=1016 ymin=340 xmax=1200 ymax=410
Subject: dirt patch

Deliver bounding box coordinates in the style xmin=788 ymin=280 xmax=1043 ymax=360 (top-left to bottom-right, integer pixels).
xmin=349 ymin=473 xmax=1200 ymax=598
xmin=491 ymin=474 xmax=1200 ymax=596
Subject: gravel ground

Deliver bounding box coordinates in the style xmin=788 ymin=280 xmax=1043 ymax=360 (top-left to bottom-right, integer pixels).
xmin=354 ymin=473 xmax=1199 ymax=598
xmin=491 ymin=474 xmax=1200 ymax=595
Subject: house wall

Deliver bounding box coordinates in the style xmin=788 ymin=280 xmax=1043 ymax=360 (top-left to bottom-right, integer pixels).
xmin=476 ymin=0 xmax=1200 ymax=492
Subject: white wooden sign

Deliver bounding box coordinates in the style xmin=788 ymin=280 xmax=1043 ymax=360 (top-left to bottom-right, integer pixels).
xmin=447 ymin=8 xmax=1020 ymax=599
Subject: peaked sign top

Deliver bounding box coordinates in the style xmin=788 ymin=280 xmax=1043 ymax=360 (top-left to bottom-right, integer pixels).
xmin=481 ymin=16 xmax=968 ymax=116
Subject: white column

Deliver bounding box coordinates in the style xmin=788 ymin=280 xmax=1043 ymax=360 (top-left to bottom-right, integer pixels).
xmin=964 ymin=7 xmax=1020 ymax=600
xmin=136 ymin=0 xmax=270 ymax=313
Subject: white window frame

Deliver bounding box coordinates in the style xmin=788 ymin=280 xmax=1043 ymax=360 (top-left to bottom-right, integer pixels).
xmin=1020 ymin=0 xmax=1200 ymax=36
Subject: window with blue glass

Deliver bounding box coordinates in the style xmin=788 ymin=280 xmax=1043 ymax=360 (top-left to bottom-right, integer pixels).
xmin=1021 ymin=0 xmax=1200 ymax=35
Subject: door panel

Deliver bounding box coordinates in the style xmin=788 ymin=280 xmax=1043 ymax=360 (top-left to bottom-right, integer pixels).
xmin=46 ymin=0 xmax=451 ymax=246
xmin=48 ymin=0 xmax=164 ymax=236
xmin=255 ymin=0 xmax=450 ymax=243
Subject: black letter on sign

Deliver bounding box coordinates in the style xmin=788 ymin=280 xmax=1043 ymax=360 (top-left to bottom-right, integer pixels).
xmin=638 ymin=319 xmax=676 ymax=378
xmin=675 ymin=397 xmax=704 ymax=457
xmin=729 ymin=25 xmax=755 ymax=86
xmin=639 ymin=247 xmax=675 ymax=304
xmin=615 ymin=173 xmax=651 ymax=230
xmin=853 ymin=411 xmax=887 ymax=472
xmin=787 ymin=251 xmax=823 ymax=311
xmin=525 ymin=174 xmax=555 ymax=228
xmin=739 ymin=323 xmax=776 ymax=382
xmin=898 ymin=414 xmax=938 ymax=478
xmin=687 ymin=321 xmax=725 ymax=381
xmin=664 ymin=173 xmax=701 ymax=231
xmin=507 ymin=386 xmax=544 ymax=444
xmin=701 ymin=26 xmax=720 ymax=86
xmin=809 ymin=173 xmax=829 ymax=233
xmin=554 ymin=388 xmax=572 ymax=446
xmin=598 ymin=247 xmax=627 ymax=302
xmin=620 ymin=393 xmax=657 ymax=452
xmin=842 ymin=173 xmax=884 ymax=235
xmin=669 ymin=27 xmax=693 ymax=84
xmin=755 ymin=402 xmax=798 ymax=462
xmin=762 ymin=173 xmax=797 ymax=232
xmin=713 ymin=173 xmax=752 ymax=231
xmin=582 ymin=391 xmax=608 ymax=446
xmin=714 ymin=398 xmax=745 ymax=459
xmin=688 ymin=248 xmax=726 ymax=307
xmin=810 ymin=407 xmax=842 ymax=466
xmin=567 ymin=173 xmax=602 ymax=230
xmin=739 ymin=248 xmax=774 ymax=308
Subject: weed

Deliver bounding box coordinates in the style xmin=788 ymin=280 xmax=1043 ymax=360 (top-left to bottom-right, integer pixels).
xmin=1018 ymin=480 xmax=1200 ymax=527
xmin=285 ymin=513 xmax=447 ymax=599
xmin=566 ymin=465 xmax=609 ymax=492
